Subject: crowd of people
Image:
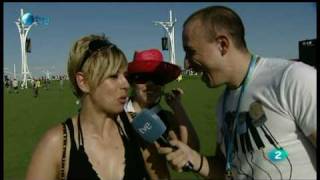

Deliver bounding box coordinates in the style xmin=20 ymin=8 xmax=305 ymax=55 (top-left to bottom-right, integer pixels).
xmin=4 ymin=75 xmax=68 ymax=97
xmin=24 ymin=5 xmax=316 ymax=180
xmin=4 ymin=76 xmax=20 ymax=94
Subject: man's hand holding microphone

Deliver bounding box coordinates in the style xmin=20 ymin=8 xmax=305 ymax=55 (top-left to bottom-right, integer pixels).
xmin=130 ymin=107 xmax=208 ymax=176
xmin=155 ymin=130 xmax=207 ymax=175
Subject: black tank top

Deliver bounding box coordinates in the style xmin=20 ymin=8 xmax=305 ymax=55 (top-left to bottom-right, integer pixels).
xmin=63 ymin=112 xmax=150 ymax=180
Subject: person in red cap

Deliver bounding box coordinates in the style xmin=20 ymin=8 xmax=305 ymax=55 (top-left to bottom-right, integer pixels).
xmin=125 ymin=48 xmax=200 ymax=179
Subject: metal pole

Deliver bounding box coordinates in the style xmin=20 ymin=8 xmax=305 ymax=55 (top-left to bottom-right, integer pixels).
xmin=153 ymin=9 xmax=177 ymax=65
xmin=168 ymin=10 xmax=176 ymax=65
xmin=14 ymin=64 xmax=16 ymax=79
xmin=16 ymin=22 xmax=24 ymax=79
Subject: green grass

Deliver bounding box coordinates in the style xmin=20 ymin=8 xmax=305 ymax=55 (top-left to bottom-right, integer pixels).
xmin=4 ymin=76 xmax=224 ymax=180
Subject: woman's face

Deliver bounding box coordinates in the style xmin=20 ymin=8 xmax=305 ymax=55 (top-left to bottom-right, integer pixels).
xmin=89 ymin=68 xmax=129 ymax=114
xmin=133 ymin=81 xmax=163 ymax=107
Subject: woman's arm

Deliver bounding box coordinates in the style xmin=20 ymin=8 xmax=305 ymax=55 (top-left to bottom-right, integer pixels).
xmin=25 ymin=125 xmax=63 ymax=180
xmin=165 ymin=88 xmax=200 ymax=151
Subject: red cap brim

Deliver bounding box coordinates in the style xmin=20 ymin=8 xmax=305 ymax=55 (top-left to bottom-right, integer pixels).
xmin=128 ymin=60 xmax=181 ymax=84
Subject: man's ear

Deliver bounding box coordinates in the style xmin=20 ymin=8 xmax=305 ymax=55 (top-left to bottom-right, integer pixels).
xmin=216 ymin=35 xmax=229 ymax=56
xmin=75 ymin=72 xmax=90 ymax=94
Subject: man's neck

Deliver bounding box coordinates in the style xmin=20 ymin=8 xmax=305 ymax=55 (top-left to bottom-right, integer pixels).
xmin=227 ymin=52 xmax=252 ymax=90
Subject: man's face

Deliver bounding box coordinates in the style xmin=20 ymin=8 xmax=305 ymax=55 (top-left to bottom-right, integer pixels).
xmin=183 ymin=20 xmax=225 ymax=88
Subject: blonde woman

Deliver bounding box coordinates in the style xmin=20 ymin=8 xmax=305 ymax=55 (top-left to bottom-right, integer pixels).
xmin=26 ymin=34 xmax=150 ymax=180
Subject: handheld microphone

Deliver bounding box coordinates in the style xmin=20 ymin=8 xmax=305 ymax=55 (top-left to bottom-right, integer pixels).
xmin=131 ymin=108 xmax=194 ymax=171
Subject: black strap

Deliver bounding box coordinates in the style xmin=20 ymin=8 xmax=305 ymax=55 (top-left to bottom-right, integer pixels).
xmin=77 ymin=114 xmax=84 ymax=147
xmin=234 ymin=130 xmax=238 ymax=153
xmin=65 ymin=118 xmax=77 ymax=149
xmin=244 ymin=131 xmax=254 ymax=152
xmin=246 ymin=113 xmax=265 ymax=149
xmin=61 ymin=123 xmax=67 ymax=180
xmin=261 ymin=125 xmax=278 ymax=149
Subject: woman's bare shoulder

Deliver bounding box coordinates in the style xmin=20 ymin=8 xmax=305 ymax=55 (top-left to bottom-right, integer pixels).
xmin=39 ymin=117 xmax=75 ymax=147
xmin=25 ymin=123 xmax=67 ymax=180
xmin=35 ymin=123 xmax=65 ymax=152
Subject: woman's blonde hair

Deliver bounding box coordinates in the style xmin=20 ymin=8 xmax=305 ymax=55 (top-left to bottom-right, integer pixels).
xmin=67 ymin=34 xmax=127 ymax=97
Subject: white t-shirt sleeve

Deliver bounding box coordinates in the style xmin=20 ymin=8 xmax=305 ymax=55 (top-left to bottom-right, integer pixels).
xmin=280 ymin=62 xmax=317 ymax=136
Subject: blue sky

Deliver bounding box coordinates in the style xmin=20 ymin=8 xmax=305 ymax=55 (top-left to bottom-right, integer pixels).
xmin=3 ymin=2 xmax=317 ymax=78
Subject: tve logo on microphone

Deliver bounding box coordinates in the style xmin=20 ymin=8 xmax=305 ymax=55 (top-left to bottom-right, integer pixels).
xmin=132 ymin=109 xmax=167 ymax=143
xmin=138 ymin=122 xmax=152 ymax=134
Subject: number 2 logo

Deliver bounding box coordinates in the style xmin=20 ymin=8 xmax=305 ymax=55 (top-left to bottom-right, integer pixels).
xmin=274 ymin=151 xmax=282 ymax=160
xmin=268 ymin=148 xmax=288 ymax=162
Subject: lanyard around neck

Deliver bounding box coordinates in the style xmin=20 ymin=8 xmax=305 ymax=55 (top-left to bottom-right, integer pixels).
xmin=222 ymin=54 xmax=257 ymax=174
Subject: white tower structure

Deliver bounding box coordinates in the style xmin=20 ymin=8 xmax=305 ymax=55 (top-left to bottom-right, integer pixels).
xmin=15 ymin=9 xmax=48 ymax=88
xmin=15 ymin=9 xmax=35 ymax=88
xmin=13 ymin=64 xmax=16 ymax=79
xmin=154 ymin=10 xmax=177 ymax=65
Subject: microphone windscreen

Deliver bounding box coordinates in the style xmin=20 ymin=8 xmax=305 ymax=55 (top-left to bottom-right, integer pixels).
xmin=131 ymin=109 xmax=167 ymax=143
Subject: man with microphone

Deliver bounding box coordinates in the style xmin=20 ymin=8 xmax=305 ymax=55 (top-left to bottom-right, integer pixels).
xmin=157 ymin=5 xmax=317 ymax=180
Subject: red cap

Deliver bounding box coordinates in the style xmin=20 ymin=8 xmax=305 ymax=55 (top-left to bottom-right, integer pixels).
xmin=128 ymin=49 xmax=181 ymax=84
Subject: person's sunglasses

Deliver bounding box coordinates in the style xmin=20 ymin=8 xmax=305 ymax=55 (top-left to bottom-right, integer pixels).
xmin=79 ymin=39 xmax=115 ymax=70
xmin=127 ymin=73 xmax=165 ymax=85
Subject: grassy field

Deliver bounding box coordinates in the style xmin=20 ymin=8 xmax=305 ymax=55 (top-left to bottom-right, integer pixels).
xmin=4 ymin=76 xmax=224 ymax=180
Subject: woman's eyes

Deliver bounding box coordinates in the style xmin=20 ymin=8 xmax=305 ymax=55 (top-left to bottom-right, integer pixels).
xmin=109 ymin=74 xmax=119 ymax=79
xmin=109 ymin=72 xmax=127 ymax=79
